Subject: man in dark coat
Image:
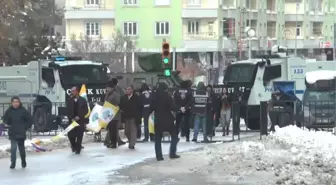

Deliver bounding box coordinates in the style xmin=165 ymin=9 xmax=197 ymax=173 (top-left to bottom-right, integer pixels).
xmin=104 ymin=81 xmax=121 ymax=148
xmin=151 ymin=82 xmax=180 ymax=161
xmin=173 ymin=80 xmax=193 ymax=141
xmin=120 ymin=85 xmax=141 ymax=149
xmin=66 ymin=86 xmax=89 ymax=154
xmin=111 ymin=78 xmax=126 ymax=146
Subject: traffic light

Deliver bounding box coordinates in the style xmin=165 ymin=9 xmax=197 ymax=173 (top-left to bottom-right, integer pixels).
xmin=162 ymin=42 xmax=171 ymax=76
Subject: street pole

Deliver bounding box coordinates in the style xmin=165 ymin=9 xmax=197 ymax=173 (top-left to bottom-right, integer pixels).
xmin=172 ymin=47 xmax=176 ymax=70
xmin=248 ymin=2 xmax=252 ymax=59
xmin=294 ymin=0 xmax=298 ymax=56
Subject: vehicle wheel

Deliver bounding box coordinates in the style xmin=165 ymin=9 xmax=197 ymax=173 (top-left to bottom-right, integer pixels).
xmin=33 ymin=107 xmax=47 ymax=132
xmin=245 ymin=118 xmax=260 ymax=130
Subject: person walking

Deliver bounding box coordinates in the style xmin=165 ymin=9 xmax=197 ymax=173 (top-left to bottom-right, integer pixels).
xmin=173 ymin=80 xmax=193 ymax=141
xmin=120 ymin=85 xmax=141 ymax=149
xmin=111 ymin=78 xmax=126 ymax=146
xmin=140 ymin=83 xmax=153 ymax=142
xmin=104 ymin=81 xmax=121 ymax=148
xmin=3 ymin=96 xmax=32 ymax=169
xmin=219 ymin=88 xmax=232 ymax=136
xmin=66 ymin=86 xmax=89 ymax=154
xmin=151 ymin=82 xmax=180 ymax=161
xmin=205 ymin=85 xmax=217 ymax=138
xmin=191 ymin=82 xmax=209 ymax=143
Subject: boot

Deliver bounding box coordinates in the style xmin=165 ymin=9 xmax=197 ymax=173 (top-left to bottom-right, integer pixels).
xmin=118 ymin=137 xmax=126 ymax=146
xmin=226 ymin=126 xmax=229 ymax=135
xmin=169 ymin=154 xmax=180 ymax=159
xmin=22 ymin=160 xmax=27 ymax=168
xmin=222 ymin=127 xmax=226 ymax=136
xmin=10 ymin=163 xmax=15 ymax=169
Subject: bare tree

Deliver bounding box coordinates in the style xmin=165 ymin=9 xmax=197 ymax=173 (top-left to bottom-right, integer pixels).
xmin=105 ymin=29 xmax=137 ymax=64
xmin=68 ymin=33 xmax=106 ymax=59
xmin=67 ymin=29 xmax=137 ymax=72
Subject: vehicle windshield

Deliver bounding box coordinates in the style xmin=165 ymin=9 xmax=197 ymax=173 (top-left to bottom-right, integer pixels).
xmin=59 ymin=65 xmax=108 ymax=85
xmin=224 ymin=64 xmax=256 ymax=82
xmin=303 ymin=89 xmax=336 ymax=105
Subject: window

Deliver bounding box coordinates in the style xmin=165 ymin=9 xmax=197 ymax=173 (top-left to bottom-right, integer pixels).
xmin=59 ymin=65 xmax=108 ymax=85
xmin=42 ymin=68 xmax=55 ymax=88
xmin=123 ymin=22 xmax=137 ymax=36
xmin=296 ymin=26 xmax=301 ymax=37
xmin=187 ymin=21 xmax=199 ymax=34
xmin=208 ymin=22 xmax=214 ymax=36
xmin=86 ymin=0 xmax=99 ymax=5
xmin=155 ymin=0 xmax=170 ymax=6
xmin=224 ymin=64 xmax=256 ymax=82
xmin=223 ymin=19 xmax=235 ymax=38
xmin=124 ymin=0 xmax=137 ymax=5
xmin=263 ymin=65 xmax=281 ymax=82
xmin=86 ymin=22 xmax=100 ymax=36
xmin=155 ymin=22 xmax=169 ymax=36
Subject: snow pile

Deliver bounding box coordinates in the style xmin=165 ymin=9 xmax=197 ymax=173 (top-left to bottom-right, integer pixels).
xmin=171 ymin=126 xmax=336 ymax=185
xmin=305 ymin=70 xmax=336 ymax=84
xmin=0 ymin=134 xmax=93 ymax=159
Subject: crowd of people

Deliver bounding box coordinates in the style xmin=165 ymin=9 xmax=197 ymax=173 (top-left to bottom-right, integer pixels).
xmin=2 ymin=78 xmax=233 ymax=169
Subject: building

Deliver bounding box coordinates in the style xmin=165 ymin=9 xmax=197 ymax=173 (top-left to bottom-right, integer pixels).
xmin=64 ymin=0 xmax=336 ymax=58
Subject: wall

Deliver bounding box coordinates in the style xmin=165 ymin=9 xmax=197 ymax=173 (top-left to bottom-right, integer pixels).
xmin=115 ymin=0 xmax=182 ymax=51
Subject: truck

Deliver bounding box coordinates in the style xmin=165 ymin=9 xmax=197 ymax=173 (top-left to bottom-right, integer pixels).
xmin=303 ymin=70 xmax=336 ymax=128
xmin=214 ymin=45 xmax=336 ymax=130
xmin=0 ymin=56 xmax=109 ymax=132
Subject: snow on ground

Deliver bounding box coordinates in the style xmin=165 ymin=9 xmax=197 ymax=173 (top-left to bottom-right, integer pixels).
xmin=0 ymin=134 xmax=95 ymax=159
xmin=110 ymin=126 xmax=336 ymax=185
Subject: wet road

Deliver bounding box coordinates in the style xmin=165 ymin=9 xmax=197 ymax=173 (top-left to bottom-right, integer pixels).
xmin=0 ymin=132 xmax=257 ymax=185
xmin=0 ymin=142 xmax=205 ymax=185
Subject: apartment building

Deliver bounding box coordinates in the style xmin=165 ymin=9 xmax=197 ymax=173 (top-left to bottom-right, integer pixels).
xmin=64 ymin=0 xmax=336 ymax=55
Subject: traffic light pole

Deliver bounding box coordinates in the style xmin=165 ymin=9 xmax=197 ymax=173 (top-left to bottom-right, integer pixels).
xmin=172 ymin=47 xmax=176 ymax=71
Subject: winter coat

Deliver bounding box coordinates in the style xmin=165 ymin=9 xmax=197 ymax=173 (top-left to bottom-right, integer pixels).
xmin=105 ymin=90 xmax=121 ymax=121
xmin=141 ymin=90 xmax=152 ymax=116
xmin=120 ymin=94 xmax=141 ymax=121
xmin=3 ymin=106 xmax=33 ymax=140
xmin=66 ymin=96 xmax=89 ymax=129
xmin=151 ymin=83 xmax=176 ymax=133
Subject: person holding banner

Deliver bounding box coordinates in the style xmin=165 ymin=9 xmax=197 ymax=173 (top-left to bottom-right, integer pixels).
xmin=104 ymin=81 xmax=121 ymax=148
xmin=151 ymin=82 xmax=180 ymax=161
xmin=66 ymin=86 xmax=89 ymax=154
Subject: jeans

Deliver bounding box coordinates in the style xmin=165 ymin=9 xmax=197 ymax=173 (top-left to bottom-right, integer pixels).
xmin=154 ymin=128 xmax=178 ymax=159
xmin=10 ymin=139 xmax=26 ymax=164
xmin=192 ymin=114 xmax=207 ymax=141
xmin=220 ymin=109 xmax=231 ymax=131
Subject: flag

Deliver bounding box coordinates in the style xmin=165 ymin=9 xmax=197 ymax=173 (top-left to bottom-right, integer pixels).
xmin=86 ymin=104 xmax=103 ymax=133
xmin=149 ymin=113 xmax=155 ymax=134
xmin=99 ymin=101 xmax=119 ymax=129
xmin=79 ymin=84 xmax=91 ymax=118
xmin=51 ymin=121 xmax=79 ymax=141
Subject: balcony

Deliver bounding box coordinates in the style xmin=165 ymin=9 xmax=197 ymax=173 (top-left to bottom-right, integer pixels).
xmin=64 ymin=5 xmax=115 ymax=19
xmin=182 ymin=32 xmax=220 ymax=51
xmin=281 ymin=39 xmax=323 ymax=49
xmin=182 ymin=0 xmax=219 ymax=18
xmin=221 ymin=38 xmax=266 ymax=51
xmin=222 ymin=0 xmax=236 ymax=9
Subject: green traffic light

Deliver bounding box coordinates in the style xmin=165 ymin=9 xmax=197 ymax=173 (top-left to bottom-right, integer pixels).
xmin=164 ymin=69 xmax=171 ymax=76
xmin=163 ymin=58 xmax=169 ymax=64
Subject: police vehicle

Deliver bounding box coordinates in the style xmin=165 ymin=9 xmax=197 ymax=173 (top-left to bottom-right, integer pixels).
xmin=303 ymin=70 xmax=336 ymax=128
xmin=214 ymin=45 xmax=335 ymax=130
xmin=109 ymin=71 xmax=182 ymax=91
xmin=0 ymin=56 xmax=109 ymax=131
